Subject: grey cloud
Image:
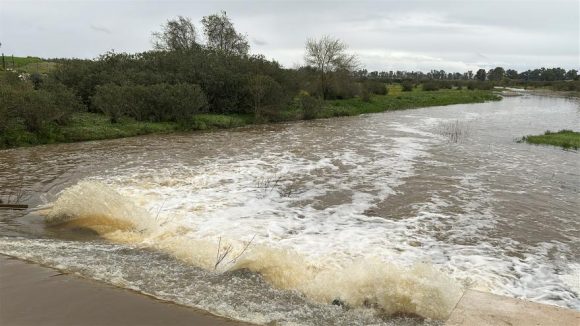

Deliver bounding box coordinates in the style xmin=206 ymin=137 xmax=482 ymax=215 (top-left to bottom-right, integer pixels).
xmin=90 ymin=24 xmax=112 ymax=34
xmin=252 ymin=38 xmax=268 ymax=46
xmin=0 ymin=0 xmax=577 ymax=72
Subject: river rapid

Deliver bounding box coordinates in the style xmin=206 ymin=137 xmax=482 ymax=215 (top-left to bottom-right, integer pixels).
xmin=1 ymin=93 xmax=578 ymax=325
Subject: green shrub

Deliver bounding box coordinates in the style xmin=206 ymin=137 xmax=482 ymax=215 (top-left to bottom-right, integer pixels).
xmin=247 ymin=74 xmax=287 ymax=122
xmin=422 ymin=81 xmax=440 ymax=91
xmin=401 ymin=81 xmax=414 ymax=92
xmin=296 ymin=91 xmax=323 ymax=120
xmin=0 ymin=71 xmax=83 ymax=147
xmin=189 ymin=114 xmax=245 ymax=130
xmin=92 ymin=83 xmax=208 ymax=123
xmin=466 ymin=81 xmax=493 ymax=90
xmin=360 ymin=88 xmax=371 ymax=102
xmin=364 ymin=80 xmax=387 ymax=95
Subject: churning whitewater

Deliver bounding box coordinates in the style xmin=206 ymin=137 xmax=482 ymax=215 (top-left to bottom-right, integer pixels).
xmin=1 ymin=95 xmax=579 ymax=325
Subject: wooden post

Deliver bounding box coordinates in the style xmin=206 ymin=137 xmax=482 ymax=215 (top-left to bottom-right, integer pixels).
xmin=0 ymin=204 xmax=28 ymax=210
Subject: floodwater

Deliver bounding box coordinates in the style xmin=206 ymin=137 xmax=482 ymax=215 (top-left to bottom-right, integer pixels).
xmin=0 ymin=93 xmax=579 ymax=325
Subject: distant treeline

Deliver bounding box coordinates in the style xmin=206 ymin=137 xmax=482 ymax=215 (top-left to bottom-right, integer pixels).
xmin=354 ymin=67 xmax=578 ymax=82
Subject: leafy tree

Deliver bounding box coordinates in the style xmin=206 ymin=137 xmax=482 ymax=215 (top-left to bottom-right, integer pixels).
xmin=566 ymin=69 xmax=578 ymax=80
xmin=475 ymin=69 xmax=486 ymax=81
xmin=152 ymin=16 xmax=199 ymax=52
xmin=506 ymin=69 xmax=519 ymax=79
xmin=201 ymin=11 xmax=249 ymax=56
xmin=487 ymin=67 xmax=505 ymax=81
xmin=304 ymin=35 xmax=358 ymax=99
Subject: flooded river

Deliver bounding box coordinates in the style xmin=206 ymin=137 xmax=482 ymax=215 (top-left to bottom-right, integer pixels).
xmin=0 ymin=93 xmax=578 ymax=325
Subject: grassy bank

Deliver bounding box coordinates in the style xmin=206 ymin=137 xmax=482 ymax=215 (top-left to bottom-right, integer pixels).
xmin=518 ymin=130 xmax=580 ymax=150
xmin=1 ymin=87 xmax=500 ymax=149
xmin=319 ymin=86 xmax=499 ymax=118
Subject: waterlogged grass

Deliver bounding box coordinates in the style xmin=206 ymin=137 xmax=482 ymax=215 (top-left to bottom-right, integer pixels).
xmin=320 ymin=89 xmax=500 ymax=118
xmin=1 ymin=88 xmax=500 ymax=148
xmin=518 ymin=130 xmax=580 ymax=150
xmin=61 ymin=113 xmax=179 ymax=142
xmin=189 ymin=114 xmax=249 ymax=130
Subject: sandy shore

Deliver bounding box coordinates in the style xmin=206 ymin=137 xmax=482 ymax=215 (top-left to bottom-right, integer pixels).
xmin=0 ymin=255 xmax=252 ymax=326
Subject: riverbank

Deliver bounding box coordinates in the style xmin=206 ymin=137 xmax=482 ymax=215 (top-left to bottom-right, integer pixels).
xmin=0 ymin=88 xmax=500 ymax=149
xmin=0 ymin=255 xmax=252 ymax=326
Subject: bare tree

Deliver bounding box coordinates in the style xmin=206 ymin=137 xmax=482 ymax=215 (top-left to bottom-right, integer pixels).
xmin=201 ymin=11 xmax=249 ymax=56
xmin=305 ymin=35 xmax=358 ymax=99
xmin=152 ymin=16 xmax=198 ymax=51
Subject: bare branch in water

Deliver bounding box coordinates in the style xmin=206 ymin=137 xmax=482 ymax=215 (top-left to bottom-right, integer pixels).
xmin=214 ymin=234 xmax=256 ymax=270
xmin=214 ymin=236 xmax=234 ymax=270
xmin=228 ymin=234 xmax=256 ymax=265
xmin=1 ymin=176 xmax=27 ymax=205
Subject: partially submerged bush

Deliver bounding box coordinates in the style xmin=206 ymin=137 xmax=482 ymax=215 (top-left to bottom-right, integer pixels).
xmin=437 ymin=120 xmax=470 ymax=143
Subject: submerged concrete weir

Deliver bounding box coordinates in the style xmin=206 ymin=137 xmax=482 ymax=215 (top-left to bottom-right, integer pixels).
xmin=2 ymin=255 xmax=578 ymax=326
xmin=446 ymin=290 xmax=580 ymax=326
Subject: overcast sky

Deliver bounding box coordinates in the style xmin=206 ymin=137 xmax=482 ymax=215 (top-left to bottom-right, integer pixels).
xmin=1 ymin=0 xmax=578 ymax=72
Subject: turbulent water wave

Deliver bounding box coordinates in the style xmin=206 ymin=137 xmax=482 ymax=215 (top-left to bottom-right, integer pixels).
xmin=44 ymin=180 xmax=463 ymax=320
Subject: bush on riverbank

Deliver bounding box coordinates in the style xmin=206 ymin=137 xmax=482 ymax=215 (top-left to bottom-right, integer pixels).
xmin=0 ymin=72 xmax=84 ymax=147
xmin=0 ymin=87 xmax=501 ymax=148
xmin=92 ymin=83 xmax=208 ymax=123
xmin=518 ymin=130 xmax=580 ymax=150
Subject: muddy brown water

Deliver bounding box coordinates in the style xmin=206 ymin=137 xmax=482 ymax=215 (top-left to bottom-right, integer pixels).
xmin=0 ymin=93 xmax=578 ymax=325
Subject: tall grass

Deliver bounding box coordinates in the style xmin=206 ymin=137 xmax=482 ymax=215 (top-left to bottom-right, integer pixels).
xmin=437 ymin=120 xmax=470 ymax=143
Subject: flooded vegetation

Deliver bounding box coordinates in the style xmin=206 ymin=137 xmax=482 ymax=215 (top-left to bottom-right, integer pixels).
xmin=519 ymin=129 xmax=580 ymax=150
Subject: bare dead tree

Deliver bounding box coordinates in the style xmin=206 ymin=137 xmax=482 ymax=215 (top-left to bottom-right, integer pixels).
xmin=305 ymin=35 xmax=359 ymax=99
